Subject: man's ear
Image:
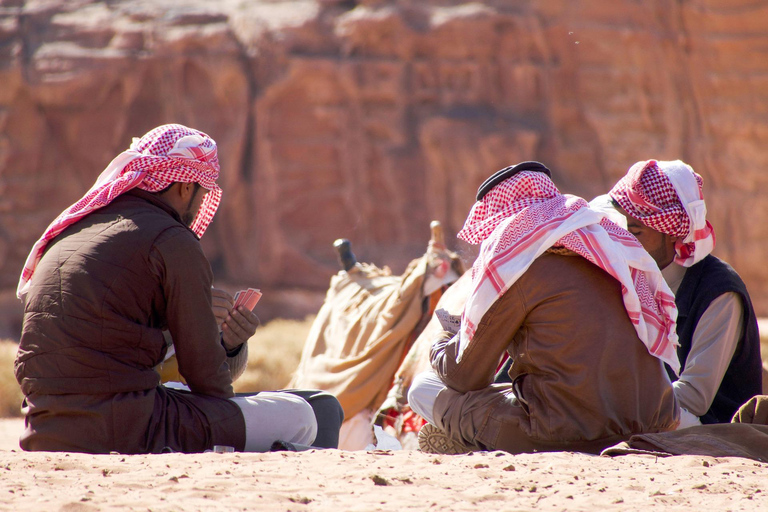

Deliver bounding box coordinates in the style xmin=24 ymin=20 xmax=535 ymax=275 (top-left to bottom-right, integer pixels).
xmin=176 ymin=182 xmax=196 ymax=201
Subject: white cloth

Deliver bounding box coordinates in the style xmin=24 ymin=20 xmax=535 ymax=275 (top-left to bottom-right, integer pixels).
xmin=589 ymin=194 xmax=628 ymax=229
xmin=337 ymin=410 xmax=375 ymax=450
xmin=676 ymin=407 xmax=703 ymax=430
xmin=230 ymin=393 xmax=317 ymax=452
xmin=407 ymin=371 xmax=447 ymax=426
xmin=365 ymin=425 xmax=403 ymax=451
xmin=663 ymin=161 xmax=714 ymax=265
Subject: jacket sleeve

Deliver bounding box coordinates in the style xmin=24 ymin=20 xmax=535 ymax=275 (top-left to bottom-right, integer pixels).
xmin=673 ymin=292 xmax=743 ymax=416
xmin=431 ymin=283 xmax=527 ymax=393
xmin=151 ymin=228 xmax=235 ymax=399
xmin=226 ymin=342 xmax=249 ymax=383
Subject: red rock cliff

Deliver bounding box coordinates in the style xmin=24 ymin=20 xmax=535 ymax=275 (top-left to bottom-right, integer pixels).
xmin=1 ymin=0 xmax=767 ymax=334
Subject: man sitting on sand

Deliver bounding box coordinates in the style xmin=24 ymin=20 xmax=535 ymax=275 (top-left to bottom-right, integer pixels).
xmin=605 ymin=159 xmax=762 ymax=425
xmin=409 ymin=162 xmax=680 ymax=454
xmin=14 ymin=124 xmax=343 ymax=454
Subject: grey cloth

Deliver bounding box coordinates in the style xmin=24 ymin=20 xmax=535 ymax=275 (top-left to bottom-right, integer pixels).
xmin=235 ymin=389 xmax=344 ymax=449
xmin=601 ymin=424 xmax=768 ymax=462
xmin=602 ymin=395 xmax=768 ymax=462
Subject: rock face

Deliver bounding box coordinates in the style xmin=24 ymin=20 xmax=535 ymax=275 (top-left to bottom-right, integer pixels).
xmin=1 ymin=0 xmax=768 ymax=335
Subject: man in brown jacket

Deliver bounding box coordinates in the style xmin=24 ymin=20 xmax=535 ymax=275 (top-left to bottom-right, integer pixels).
xmin=409 ymin=162 xmax=680 ymax=454
xmin=15 ymin=124 xmax=342 ymax=454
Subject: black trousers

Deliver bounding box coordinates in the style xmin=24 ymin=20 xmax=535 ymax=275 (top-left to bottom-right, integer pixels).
xmin=494 ymin=357 xmax=513 ymax=384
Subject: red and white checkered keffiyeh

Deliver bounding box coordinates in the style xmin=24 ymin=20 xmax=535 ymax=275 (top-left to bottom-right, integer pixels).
xmin=609 ymin=159 xmax=715 ymax=267
xmin=457 ymin=171 xmax=680 ymax=374
xmin=17 ymin=124 xmax=222 ymax=299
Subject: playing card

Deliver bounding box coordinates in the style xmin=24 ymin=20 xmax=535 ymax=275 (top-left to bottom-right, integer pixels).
xmin=233 ymin=287 xmax=262 ymax=311
xmin=240 ymin=288 xmax=255 ymax=307
xmin=435 ymin=307 xmax=462 ymax=334
xmin=243 ymin=289 xmax=262 ymax=310
xmin=233 ymin=289 xmax=247 ymax=308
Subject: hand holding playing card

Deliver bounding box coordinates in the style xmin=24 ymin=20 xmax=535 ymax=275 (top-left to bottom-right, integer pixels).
xmin=221 ymin=287 xmax=262 ymax=351
xmin=435 ymin=307 xmax=462 ymax=335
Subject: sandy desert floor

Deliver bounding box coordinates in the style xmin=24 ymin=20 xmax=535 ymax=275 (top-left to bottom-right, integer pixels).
xmin=0 ymin=418 xmax=766 ymax=511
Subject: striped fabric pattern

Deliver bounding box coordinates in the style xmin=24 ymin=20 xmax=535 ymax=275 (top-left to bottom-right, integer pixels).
xmin=18 ymin=124 xmax=221 ymax=299
xmin=457 ymin=171 xmax=681 ymax=374
xmin=609 ymin=159 xmax=715 ymax=267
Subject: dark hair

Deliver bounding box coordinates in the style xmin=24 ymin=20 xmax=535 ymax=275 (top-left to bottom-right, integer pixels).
xmin=156 ymin=182 xmax=202 ymax=195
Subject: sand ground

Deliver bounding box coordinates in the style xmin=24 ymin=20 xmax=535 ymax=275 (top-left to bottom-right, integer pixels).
xmin=0 ymin=418 xmax=766 ymax=511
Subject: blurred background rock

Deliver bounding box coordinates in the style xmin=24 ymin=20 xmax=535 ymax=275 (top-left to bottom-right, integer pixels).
xmin=1 ymin=0 xmax=767 ymax=339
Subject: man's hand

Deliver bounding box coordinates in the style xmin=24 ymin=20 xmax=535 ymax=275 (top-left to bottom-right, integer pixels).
xmin=211 ymin=288 xmax=234 ymax=326
xmin=212 ymin=288 xmax=260 ymax=351
xmin=222 ymin=306 xmax=260 ymax=351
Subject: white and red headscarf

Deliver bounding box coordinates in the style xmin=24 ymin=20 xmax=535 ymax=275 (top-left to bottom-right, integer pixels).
xmin=457 ymin=170 xmax=681 ymax=374
xmin=609 ymin=159 xmax=715 ymax=267
xmin=18 ymin=124 xmax=222 ymax=299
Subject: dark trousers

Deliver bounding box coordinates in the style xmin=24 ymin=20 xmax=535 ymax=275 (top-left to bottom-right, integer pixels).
xmin=494 ymin=357 xmax=513 ymax=383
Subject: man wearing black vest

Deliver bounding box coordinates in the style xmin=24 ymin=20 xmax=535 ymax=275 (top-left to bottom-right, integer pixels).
xmin=604 ymin=159 xmax=762 ymax=425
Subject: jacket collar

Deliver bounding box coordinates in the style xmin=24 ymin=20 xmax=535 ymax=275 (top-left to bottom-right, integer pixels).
xmin=124 ymin=188 xmax=199 ymax=239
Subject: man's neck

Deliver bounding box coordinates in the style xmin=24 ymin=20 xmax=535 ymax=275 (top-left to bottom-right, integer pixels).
xmin=126 ymin=189 xmax=185 ymax=225
xmin=661 ymin=261 xmax=687 ymax=294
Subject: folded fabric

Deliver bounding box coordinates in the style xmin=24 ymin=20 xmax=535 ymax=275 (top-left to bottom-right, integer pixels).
xmin=601 ymin=395 xmax=768 ymax=462
xmin=731 ymin=395 xmax=768 ymax=424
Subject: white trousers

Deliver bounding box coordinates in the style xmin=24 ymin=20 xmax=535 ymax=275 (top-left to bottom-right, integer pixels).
xmin=676 ymin=407 xmax=703 ymax=430
xmin=230 ymin=392 xmax=318 ymax=452
xmin=407 ymin=371 xmax=446 ymax=426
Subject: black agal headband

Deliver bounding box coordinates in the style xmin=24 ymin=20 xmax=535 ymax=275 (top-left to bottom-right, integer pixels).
xmin=476 ymin=161 xmax=552 ymax=201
